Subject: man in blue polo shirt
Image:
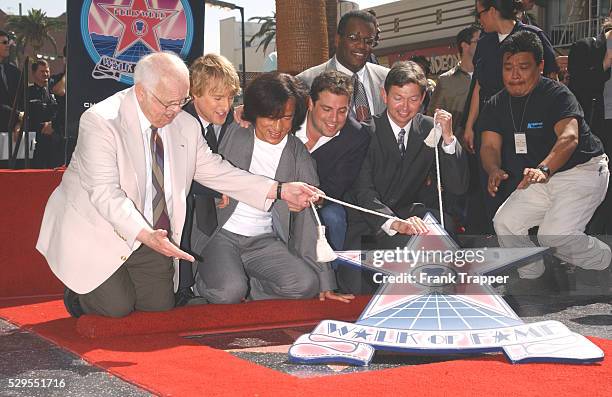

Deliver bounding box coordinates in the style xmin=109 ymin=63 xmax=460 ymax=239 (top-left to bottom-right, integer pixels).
xmin=480 ymin=31 xmax=610 ymax=284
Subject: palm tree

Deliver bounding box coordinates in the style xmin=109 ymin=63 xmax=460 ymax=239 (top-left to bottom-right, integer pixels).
xmin=325 ymin=0 xmax=338 ymax=57
xmin=247 ymin=13 xmax=276 ymax=53
xmin=276 ymin=0 xmax=329 ymax=75
xmin=6 ymin=9 xmax=64 ymax=61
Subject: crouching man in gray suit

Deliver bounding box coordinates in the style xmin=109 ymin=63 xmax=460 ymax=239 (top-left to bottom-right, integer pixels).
xmin=191 ymin=72 xmax=354 ymax=304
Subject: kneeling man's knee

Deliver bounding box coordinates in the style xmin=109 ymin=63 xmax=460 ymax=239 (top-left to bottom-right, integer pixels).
xmin=493 ymin=210 xmax=510 ymax=235
xmin=286 ymin=270 xmax=319 ymax=299
xmin=210 ymin=282 xmax=248 ymax=304
xmin=80 ymin=289 xmax=136 ymax=318
xmin=100 ymin=298 xmax=136 ymax=318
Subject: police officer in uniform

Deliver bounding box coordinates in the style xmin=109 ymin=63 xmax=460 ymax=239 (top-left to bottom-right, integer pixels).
xmin=29 ymin=59 xmax=60 ymax=168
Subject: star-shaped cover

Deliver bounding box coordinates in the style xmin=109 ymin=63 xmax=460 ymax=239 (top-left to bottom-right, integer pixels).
xmin=101 ymin=0 xmax=178 ymax=55
xmin=335 ymin=214 xmax=550 ymax=331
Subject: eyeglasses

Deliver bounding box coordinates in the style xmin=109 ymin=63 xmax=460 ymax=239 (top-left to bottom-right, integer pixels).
xmin=149 ymin=90 xmax=191 ymax=111
xmin=474 ymin=7 xmax=490 ymax=19
xmin=344 ymin=33 xmax=378 ymax=47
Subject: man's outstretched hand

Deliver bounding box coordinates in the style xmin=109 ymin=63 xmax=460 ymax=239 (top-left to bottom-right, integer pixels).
xmin=517 ymin=167 xmax=548 ymax=189
xmin=136 ymin=228 xmax=195 ymax=262
xmin=487 ymin=168 xmax=509 ymax=197
xmin=391 ymin=216 xmax=429 ymax=235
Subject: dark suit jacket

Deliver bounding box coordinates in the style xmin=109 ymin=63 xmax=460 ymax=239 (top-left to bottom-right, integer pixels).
xmin=310 ymin=116 xmax=371 ymax=199
xmin=183 ymin=102 xmax=233 ymax=195
xmin=178 ymin=103 xmax=234 ymax=288
xmin=568 ymin=32 xmax=611 ymax=135
xmin=344 ymin=112 xmax=469 ymax=248
xmin=0 ymin=62 xmax=22 ymax=132
xmin=183 ymin=102 xmax=234 ymax=232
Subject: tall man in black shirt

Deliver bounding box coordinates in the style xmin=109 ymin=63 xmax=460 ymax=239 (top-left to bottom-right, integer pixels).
xmin=480 ymin=31 xmax=610 ymax=281
xmin=29 ymin=59 xmax=60 ymax=168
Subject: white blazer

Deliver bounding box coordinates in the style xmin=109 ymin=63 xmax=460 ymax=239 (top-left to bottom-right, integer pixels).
xmin=36 ymin=87 xmax=274 ymax=294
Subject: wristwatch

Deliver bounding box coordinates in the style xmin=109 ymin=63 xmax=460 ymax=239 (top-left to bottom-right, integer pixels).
xmin=276 ymin=182 xmax=283 ymax=200
xmin=537 ymin=165 xmax=550 ymax=177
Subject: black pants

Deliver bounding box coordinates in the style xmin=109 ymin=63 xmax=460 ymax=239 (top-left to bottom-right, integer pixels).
xmin=587 ymin=119 xmax=612 ymax=235
xmin=32 ymin=133 xmax=64 ymax=169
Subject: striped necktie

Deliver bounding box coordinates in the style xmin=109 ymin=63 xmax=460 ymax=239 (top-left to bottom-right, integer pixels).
xmin=352 ymin=73 xmax=371 ymax=122
xmin=150 ymin=127 xmax=171 ymax=232
xmin=397 ymin=128 xmax=406 ymax=157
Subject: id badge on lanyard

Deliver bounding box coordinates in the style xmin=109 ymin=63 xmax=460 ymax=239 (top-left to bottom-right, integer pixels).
xmin=514 ymin=133 xmax=527 ymax=154
xmin=509 ymin=90 xmax=533 ymax=155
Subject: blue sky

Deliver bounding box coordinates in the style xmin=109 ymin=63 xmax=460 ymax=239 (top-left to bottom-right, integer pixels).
xmin=0 ymin=0 xmax=395 ymax=53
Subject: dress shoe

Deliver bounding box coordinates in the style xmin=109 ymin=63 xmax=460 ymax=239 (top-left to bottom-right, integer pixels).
xmin=573 ymin=266 xmax=611 ymax=296
xmin=503 ymin=267 xmax=559 ymax=299
xmin=174 ymin=287 xmax=195 ymax=307
xmin=63 ymin=287 xmax=84 ymax=318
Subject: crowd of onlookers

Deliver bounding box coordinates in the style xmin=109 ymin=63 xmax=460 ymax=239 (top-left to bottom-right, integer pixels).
xmin=0 ymin=30 xmax=66 ymax=168
xmin=13 ymin=1 xmax=612 ymax=317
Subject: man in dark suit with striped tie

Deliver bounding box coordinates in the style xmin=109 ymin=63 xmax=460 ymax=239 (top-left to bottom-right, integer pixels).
xmin=340 ymin=61 xmax=469 ymax=294
xmin=176 ymin=54 xmax=240 ymax=306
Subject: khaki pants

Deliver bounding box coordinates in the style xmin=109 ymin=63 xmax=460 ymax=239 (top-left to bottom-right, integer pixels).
xmin=494 ymin=155 xmax=611 ymax=279
xmin=79 ymin=244 xmax=174 ymax=317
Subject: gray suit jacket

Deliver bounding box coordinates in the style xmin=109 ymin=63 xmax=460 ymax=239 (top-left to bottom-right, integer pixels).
xmin=192 ymin=122 xmax=337 ymax=292
xmin=297 ymin=58 xmax=389 ymax=116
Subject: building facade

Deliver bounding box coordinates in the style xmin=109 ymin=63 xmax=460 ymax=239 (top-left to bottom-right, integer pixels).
xmin=543 ymin=0 xmax=611 ymax=48
xmin=219 ymin=16 xmax=276 ymax=74
xmin=367 ymin=0 xmax=611 ymax=76
xmin=368 ymin=0 xmax=475 ymax=75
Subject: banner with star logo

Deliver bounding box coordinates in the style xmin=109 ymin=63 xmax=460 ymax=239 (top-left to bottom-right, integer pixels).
xmin=66 ymin=0 xmax=204 ymax=138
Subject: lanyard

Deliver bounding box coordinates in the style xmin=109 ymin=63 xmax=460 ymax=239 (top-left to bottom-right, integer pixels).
xmin=508 ymin=90 xmax=533 ymax=133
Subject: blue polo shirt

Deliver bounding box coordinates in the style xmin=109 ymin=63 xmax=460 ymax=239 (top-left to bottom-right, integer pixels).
xmin=473 ymin=22 xmax=559 ymax=103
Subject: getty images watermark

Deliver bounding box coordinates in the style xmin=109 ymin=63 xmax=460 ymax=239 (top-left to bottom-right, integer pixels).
xmin=369 ymin=247 xmax=510 ymax=286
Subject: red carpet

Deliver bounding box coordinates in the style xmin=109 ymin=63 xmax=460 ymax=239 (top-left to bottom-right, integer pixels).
xmin=2 ymin=170 xmax=610 ymax=395
xmin=76 ymin=296 xmax=372 ymax=338
xmin=1 ymin=297 xmax=610 ymax=397
xmin=0 ymin=169 xmax=64 ymax=298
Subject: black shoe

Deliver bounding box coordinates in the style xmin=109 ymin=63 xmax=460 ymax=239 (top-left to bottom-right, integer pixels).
xmin=63 ymin=287 xmax=84 ymax=318
xmin=573 ymin=266 xmax=612 ymax=296
xmin=174 ymin=287 xmax=197 ymax=307
xmin=503 ymin=268 xmax=559 ymax=299
xmin=550 ymin=261 xmax=574 ymax=295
